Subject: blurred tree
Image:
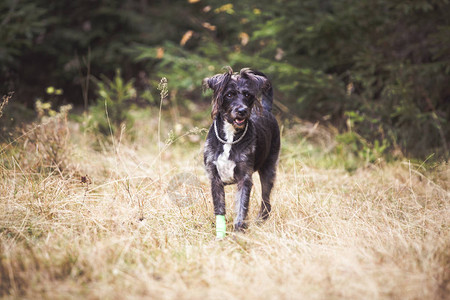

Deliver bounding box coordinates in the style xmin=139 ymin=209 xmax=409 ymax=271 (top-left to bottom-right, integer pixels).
xmin=1 ymin=0 xmax=199 ymax=106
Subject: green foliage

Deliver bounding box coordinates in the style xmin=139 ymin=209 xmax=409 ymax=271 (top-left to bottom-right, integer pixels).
xmin=1 ymin=0 xmax=197 ymax=102
xmin=132 ymin=42 xmax=223 ymax=97
xmin=0 ymin=0 xmax=48 ymax=68
xmin=90 ymin=70 xmax=136 ymax=136
xmin=335 ymin=132 xmax=389 ymax=172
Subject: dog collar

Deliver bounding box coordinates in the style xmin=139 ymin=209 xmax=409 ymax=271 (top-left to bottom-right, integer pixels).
xmin=214 ymin=119 xmax=249 ymax=145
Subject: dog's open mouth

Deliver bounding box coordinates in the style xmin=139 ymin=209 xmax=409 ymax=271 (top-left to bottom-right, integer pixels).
xmin=233 ymin=118 xmax=246 ymax=127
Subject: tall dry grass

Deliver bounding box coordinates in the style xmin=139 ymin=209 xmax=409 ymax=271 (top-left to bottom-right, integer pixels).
xmin=0 ymin=104 xmax=449 ymax=299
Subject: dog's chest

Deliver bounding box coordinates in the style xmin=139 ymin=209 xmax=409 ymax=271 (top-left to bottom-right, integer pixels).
xmin=214 ymin=122 xmax=236 ymax=184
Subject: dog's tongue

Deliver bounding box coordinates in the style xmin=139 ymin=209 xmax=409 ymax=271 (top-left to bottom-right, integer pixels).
xmin=235 ymin=118 xmax=245 ymax=125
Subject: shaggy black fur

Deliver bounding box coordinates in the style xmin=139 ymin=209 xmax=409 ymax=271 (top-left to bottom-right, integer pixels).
xmin=203 ymin=67 xmax=280 ymax=232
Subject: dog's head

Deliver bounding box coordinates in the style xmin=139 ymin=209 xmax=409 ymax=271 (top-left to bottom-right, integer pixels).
xmin=203 ymin=67 xmax=268 ymax=129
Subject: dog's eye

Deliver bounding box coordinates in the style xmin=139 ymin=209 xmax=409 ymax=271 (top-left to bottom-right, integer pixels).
xmin=225 ymin=92 xmax=233 ymax=99
xmin=243 ymin=92 xmax=251 ymax=98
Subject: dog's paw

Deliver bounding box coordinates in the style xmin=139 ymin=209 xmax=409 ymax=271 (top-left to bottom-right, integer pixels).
xmin=234 ymin=221 xmax=248 ymax=232
xmin=257 ymin=204 xmax=271 ymax=221
xmin=257 ymin=212 xmax=270 ymax=222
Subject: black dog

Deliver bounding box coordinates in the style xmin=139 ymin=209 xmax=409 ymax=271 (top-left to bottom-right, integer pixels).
xmin=203 ymin=67 xmax=280 ymax=232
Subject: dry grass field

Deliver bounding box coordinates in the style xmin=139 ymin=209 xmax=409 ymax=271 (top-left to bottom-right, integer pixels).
xmin=0 ymin=104 xmax=449 ymax=299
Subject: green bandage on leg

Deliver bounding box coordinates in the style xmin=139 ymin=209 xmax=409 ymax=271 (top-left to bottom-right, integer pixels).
xmin=216 ymin=215 xmax=226 ymax=238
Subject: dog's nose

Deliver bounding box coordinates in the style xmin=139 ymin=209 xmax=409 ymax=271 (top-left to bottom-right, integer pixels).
xmin=237 ymin=107 xmax=248 ymax=117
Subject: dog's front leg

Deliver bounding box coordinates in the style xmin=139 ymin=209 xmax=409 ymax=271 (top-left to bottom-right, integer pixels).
xmin=210 ymin=175 xmax=227 ymax=238
xmin=234 ymin=174 xmax=253 ymax=232
xmin=210 ymin=175 xmax=226 ymax=216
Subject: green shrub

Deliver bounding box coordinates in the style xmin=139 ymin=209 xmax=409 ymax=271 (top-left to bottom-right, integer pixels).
xmin=89 ymin=70 xmax=136 ymax=137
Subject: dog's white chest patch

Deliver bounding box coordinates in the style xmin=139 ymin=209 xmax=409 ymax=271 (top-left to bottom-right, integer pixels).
xmin=214 ymin=121 xmax=236 ymax=184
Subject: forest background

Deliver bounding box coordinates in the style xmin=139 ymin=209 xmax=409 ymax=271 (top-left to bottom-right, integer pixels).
xmin=1 ymin=0 xmax=449 ymax=160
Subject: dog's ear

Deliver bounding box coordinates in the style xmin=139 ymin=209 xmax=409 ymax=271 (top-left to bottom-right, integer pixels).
xmin=239 ymin=68 xmax=270 ymax=96
xmin=202 ymin=66 xmax=233 ymax=92
xmin=202 ymin=74 xmax=223 ymax=93
xmin=203 ymin=67 xmax=233 ymax=119
xmin=239 ymin=68 xmax=271 ymax=115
